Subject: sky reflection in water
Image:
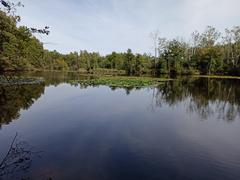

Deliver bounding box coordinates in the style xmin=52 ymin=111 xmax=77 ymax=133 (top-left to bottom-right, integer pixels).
xmin=0 ymin=72 xmax=240 ymax=180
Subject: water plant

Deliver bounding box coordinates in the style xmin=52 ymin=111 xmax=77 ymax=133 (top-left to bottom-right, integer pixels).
xmin=70 ymin=76 xmax=171 ymax=88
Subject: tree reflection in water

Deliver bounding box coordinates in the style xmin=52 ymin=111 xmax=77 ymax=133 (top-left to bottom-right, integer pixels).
xmin=0 ymin=72 xmax=240 ymax=179
xmin=0 ymin=84 xmax=45 ymax=127
xmin=0 ymin=133 xmax=44 ymax=180
xmin=153 ymin=78 xmax=240 ymax=121
xmin=1 ymin=72 xmax=240 ymax=127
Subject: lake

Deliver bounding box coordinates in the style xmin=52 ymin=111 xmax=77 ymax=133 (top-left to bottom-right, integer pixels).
xmin=0 ymin=72 xmax=240 ymax=180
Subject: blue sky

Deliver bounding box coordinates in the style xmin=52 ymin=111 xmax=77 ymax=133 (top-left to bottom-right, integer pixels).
xmin=18 ymin=0 xmax=240 ymax=55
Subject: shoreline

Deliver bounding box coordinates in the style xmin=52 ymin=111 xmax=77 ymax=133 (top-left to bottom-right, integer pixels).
xmin=1 ymin=70 xmax=240 ymax=80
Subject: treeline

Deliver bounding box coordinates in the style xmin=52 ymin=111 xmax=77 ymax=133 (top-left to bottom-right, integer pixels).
xmin=42 ymin=49 xmax=152 ymax=75
xmin=1 ymin=9 xmax=240 ymax=76
xmin=155 ymin=26 xmax=240 ymax=75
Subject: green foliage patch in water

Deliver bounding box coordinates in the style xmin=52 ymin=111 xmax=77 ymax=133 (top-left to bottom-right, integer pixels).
xmin=70 ymin=76 xmax=171 ymax=88
xmin=193 ymin=75 xmax=240 ymax=80
xmin=0 ymin=76 xmax=44 ymax=85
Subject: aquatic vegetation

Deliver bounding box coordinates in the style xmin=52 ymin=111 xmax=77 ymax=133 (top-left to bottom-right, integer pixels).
xmin=0 ymin=76 xmax=45 ymax=85
xmin=70 ymin=76 xmax=171 ymax=88
xmin=193 ymin=75 xmax=240 ymax=80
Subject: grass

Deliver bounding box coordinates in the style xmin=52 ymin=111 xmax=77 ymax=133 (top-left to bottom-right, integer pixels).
xmin=70 ymin=76 xmax=171 ymax=88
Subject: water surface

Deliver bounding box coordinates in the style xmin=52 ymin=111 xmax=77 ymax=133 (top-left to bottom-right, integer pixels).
xmin=1 ymin=72 xmax=240 ymax=180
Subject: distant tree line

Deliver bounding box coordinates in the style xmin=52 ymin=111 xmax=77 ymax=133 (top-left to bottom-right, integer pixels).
xmin=155 ymin=26 xmax=240 ymax=76
xmin=0 ymin=5 xmax=240 ymax=76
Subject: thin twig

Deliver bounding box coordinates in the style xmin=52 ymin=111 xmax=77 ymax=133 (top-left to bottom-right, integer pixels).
xmin=0 ymin=133 xmax=18 ymax=168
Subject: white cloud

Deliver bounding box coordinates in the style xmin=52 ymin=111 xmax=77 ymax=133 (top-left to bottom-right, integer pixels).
xmin=180 ymin=0 xmax=240 ymax=34
xmin=18 ymin=0 xmax=240 ymax=55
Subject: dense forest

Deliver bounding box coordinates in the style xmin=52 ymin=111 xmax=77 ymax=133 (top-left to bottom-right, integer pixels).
xmin=0 ymin=2 xmax=240 ymax=76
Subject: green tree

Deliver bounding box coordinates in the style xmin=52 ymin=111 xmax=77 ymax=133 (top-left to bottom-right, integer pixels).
xmin=124 ymin=49 xmax=135 ymax=75
xmin=134 ymin=54 xmax=144 ymax=75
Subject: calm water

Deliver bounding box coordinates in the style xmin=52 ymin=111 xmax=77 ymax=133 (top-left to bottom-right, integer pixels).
xmin=1 ymin=72 xmax=240 ymax=180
